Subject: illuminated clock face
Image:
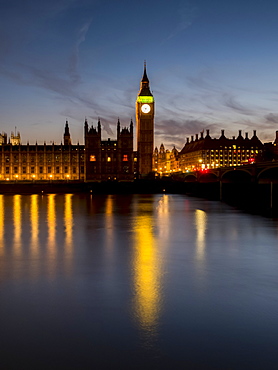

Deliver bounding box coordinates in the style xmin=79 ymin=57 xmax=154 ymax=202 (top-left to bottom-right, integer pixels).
xmin=141 ymin=104 xmax=151 ymax=113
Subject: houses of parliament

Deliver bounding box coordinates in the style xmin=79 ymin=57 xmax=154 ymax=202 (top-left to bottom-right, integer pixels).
xmin=0 ymin=65 xmax=155 ymax=182
xmin=0 ymin=64 xmax=276 ymax=182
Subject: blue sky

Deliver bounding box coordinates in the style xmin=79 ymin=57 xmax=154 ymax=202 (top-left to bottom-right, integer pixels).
xmin=1 ymin=0 xmax=278 ymax=149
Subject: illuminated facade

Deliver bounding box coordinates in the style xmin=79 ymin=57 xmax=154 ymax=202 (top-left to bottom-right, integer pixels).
xmin=153 ymin=129 xmax=265 ymax=176
xmin=0 ymin=118 xmax=136 ymax=182
xmin=153 ymin=144 xmax=179 ymax=175
xmin=179 ymin=129 xmax=264 ymax=172
xmin=0 ymin=128 xmax=85 ymax=181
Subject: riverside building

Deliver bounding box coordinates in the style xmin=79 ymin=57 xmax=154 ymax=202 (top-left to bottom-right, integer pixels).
xmin=154 ymin=129 xmax=265 ymax=176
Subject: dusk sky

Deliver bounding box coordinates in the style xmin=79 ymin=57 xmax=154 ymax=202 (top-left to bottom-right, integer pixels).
xmin=1 ymin=0 xmax=278 ymax=149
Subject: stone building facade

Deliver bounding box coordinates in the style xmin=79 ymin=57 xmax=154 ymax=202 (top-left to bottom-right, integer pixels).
xmin=0 ymin=66 xmax=154 ymax=182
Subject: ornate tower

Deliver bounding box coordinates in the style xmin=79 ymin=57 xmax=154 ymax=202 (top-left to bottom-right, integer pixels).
xmin=63 ymin=120 xmax=71 ymax=145
xmin=84 ymin=118 xmax=102 ymax=181
xmin=136 ymin=62 xmax=154 ymax=177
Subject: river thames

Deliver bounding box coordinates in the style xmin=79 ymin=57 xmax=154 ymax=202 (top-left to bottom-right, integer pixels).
xmin=1 ymin=193 xmax=278 ymax=369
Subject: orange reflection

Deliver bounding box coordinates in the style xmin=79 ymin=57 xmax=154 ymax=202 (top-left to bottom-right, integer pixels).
xmin=64 ymin=194 xmax=73 ymax=275
xmin=47 ymin=194 xmax=56 ymax=258
xmin=105 ymin=195 xmax=114 ymax=251
xmin=64 ymin=194 xmax=73 ymax=247
xmin=133 ymin=212 xmax=161 ymax=331
xmin=195 ymin=209 xmax=207 ymax=261
xmin=30 ymin=194 xmax=39 ymax=257
xmin=13 ymin=194 xmax=22 ymax=256
xmin=0 ymin=195 xmax=4 ymax=255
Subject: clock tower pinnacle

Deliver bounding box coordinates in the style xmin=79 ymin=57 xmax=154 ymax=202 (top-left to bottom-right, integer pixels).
xmin=136 ymin=62 xmax=154 ymax=177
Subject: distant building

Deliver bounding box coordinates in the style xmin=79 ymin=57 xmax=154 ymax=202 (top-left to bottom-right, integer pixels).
xmin=179 ymin=129 xmax=264 ymax=172
xmin=0 ymin=132 xmax=7 ymax=145
xmin=154 ymin=129 xmax=266 ymax=176
xmin=10 ymin=130 xmax=21 ymax=145
xmin=263 ymin=130 xmax=278 ymax=161
xmin=153 ymin=144 xmax=179 ymax=175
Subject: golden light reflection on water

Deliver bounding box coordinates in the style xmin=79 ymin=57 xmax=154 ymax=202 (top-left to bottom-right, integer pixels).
xmin=47 ymin=194 xmax=56 ymax=258
xmin=195 ymin=209 xmax=207 ymax=261
xmin=105 ymin=195 xmax=114 ymax=251
xmin=0 ymin=195 xmax=4 ymax=255
xmin=13 ymin=194 xmax=22 ymax=256
xmin=133 ymin=208 xmax=161 ymax=332
xmin=30 ymin=194 xmax=39 ymax=257
xmin=64 ymin=194 xmax=73 ymax=274
xmin=64 ymin=194 xmax=73 ymax=247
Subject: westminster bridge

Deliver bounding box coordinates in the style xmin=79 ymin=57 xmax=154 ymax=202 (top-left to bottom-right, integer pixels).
xmin=170 ymin=161 xmax=278 ymax=214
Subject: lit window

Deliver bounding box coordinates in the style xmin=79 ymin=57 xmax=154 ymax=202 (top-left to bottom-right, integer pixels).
xmin=107 ymin=157 xmax=111 ymax=162
xmin=90 ymin=155 xmax=96 ymax=162
xmin=123 ymin=155 xmax=128 ymax=161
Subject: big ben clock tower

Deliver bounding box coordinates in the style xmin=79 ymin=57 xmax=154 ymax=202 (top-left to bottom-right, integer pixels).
xmin=136 ymin=62 xmax=154 ymax=177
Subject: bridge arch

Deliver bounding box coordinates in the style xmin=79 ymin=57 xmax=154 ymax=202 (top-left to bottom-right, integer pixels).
xmin=184 ymin=174 xmax=197 ymax=182
xmin=221 ymin=169 xmax=252 ymax=183
xmin=257 ymin=167 xmax=278 ymax=183
xmin=198 ymin=172 xmax=218 ymax=183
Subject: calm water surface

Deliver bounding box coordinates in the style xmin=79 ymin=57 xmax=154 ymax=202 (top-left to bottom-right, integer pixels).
xmin=1 ymin=193 xmax=278 ymax=369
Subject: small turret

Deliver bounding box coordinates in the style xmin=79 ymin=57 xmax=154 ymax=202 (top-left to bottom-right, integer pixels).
xmin=10 ymin=127 xmax=21 ymax=145
xmin=84 ymin=118 xmax=88 ymax=135
xmin=130 ymin=119 xmax=133 ymax=135
xmin=117 ymin=118 xmax=120 ymax=137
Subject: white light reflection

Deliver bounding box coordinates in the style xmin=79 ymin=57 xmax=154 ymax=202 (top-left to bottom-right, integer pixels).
xmin=195 ymin=209 xmax=207 ymax=261
xmin=156 ymin=194 xmax=170 ymax=240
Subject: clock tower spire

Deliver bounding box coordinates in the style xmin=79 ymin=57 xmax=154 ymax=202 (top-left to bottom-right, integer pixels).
xmin=136 ymin=62 xmax=154 ymax=177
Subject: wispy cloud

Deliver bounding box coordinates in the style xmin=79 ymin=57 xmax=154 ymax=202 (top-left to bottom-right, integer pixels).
xmin=69 ymin=19 xmax=92 ymax=83
xmin=265 ymin=113 xmax=278 ymax=124
xmin=155 ymin=118 xmax=210 ymax=149
xmin=166 ymin=1 xmax=198 ymax=40
xmin=88 ymin=116 xmax=114 ymax=136
xmin=222 ymin=93 xmax=254 ymax=115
